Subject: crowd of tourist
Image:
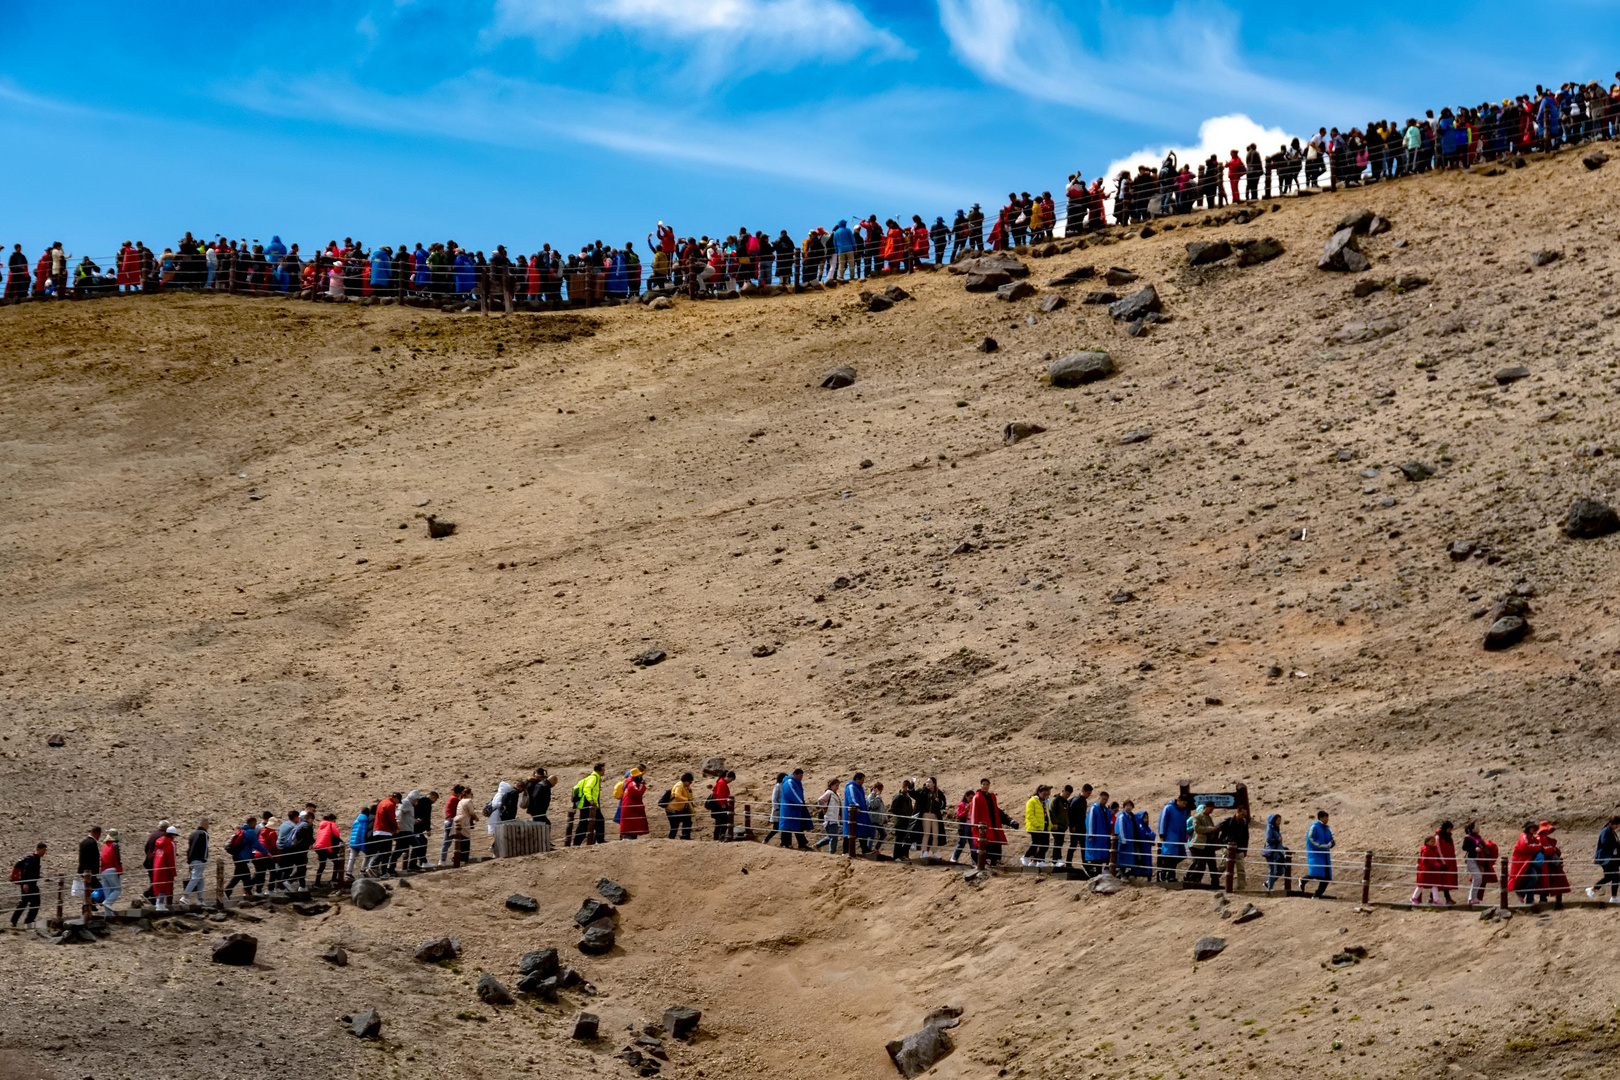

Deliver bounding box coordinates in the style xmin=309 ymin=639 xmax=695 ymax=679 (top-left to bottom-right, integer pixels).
xmin=9 ymin=762 xmax=1620 ymax=927
xmin=3 ymin=77 xmax=1615 ymax=310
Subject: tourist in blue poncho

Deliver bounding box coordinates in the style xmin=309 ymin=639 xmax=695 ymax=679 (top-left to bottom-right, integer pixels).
xmin=453 ymin=250 xmax=475 ymax=295
xmin=1262 ymin=813 xmax=1290 ymax=892
xmin=842 ymin=773 xmax=872 ymax=854
xmin=265 ymin=235 xmax=287 ymax=260
xmin=1114 ymin=802 xmax=1154 ymax=877
xmin=370 ymin=247 xmax=390 ymax=291
xmin=1084 ymin=794 xmax=1112 ymax=868
xmin=775 ymin=768 xmax=810 ymax=849
xmin=1156 ymin=794 xmax=1191 ymax=882
xmin=606 ymin=248 xmax=628 ymax=297
xmin=1304 ymin=810 xmax=1335 ymax=898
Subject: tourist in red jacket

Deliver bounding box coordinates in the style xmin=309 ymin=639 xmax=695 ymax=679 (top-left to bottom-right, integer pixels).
xmin=1507 ymin=821 xmax=1542 ymax=901
xmin=1538 ymin=822 xmax=1571 ymax=900
xmin=151 ymin=827 xmax=178 ymax=911
xmin=967 ymin=778 xmax=1009 ymax=869
xmin=617 ymin=768 xmax=649 ymax=839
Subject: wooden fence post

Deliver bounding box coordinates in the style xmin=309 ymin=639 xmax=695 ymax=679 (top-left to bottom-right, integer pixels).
xmin=1106 ymin=834 xmax=1118 ymax=876
xmin=742 ymin=803 xmax=754 ymax=842
xmin=1224 ymin=844 xmax=1237 ymax=893
xmin=478 ymin=267 xmax=490 ymax=315
xmin=1283 ymin=850 xmax=1295 ymax=896
xmin=1499 ymin=855 xmax=1510 ymax=910
xmin=227 ymin=257 xmax=236 ymax=294
xmin=502 ymin=266 xmax=513 ymax=314
xmin=1360 ymin=851 xmax=1373 ymax=905
xmin=215 ymin=859 xmax=225 ymax=911
xmin=55 ymin=877 xmax=64 ymax=925
xmin=82 ymin=873 xmax=95 ymax=922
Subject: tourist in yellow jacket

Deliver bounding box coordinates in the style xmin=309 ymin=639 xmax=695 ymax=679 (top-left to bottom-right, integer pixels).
xmin=663 ymin=772 xmax=695 ymax=840
xmin=570 ymin=764 xmax=605 ymax=847
xmin=1022 ymin=784 xmax=1052 ymax=867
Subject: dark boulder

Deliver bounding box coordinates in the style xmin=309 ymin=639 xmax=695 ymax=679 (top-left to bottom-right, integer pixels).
xmin=519 ymin=947 xmax=560 ymax=979
xmin=211 ymin=933 xmax=257 ymax=966
xmin=476 ymin=973 xmax=515 ymax=1006
xmin=574 ymin=898 xmax=616 ymax=926
xmin=1048 ymin=351 xmax=1115 ymax=387
xmin=506 ymin=894 xmax=538 ymax=913
xmin=350 ymin=877 xmax=389 ymax=910
xmin=701 ymin=756 xmax=726 ymax=777
xmin=1003 ymin=422 xmax=1046 ymax=446
xmin=882 ymin=284 xmax=909 ymax=301
xmin=963 ymin=270 xmax=1012 ymax=292
xmin=414 ymin=936 xmax=462 ymax=963
xmin=518 ymin=972 xmax=559 ymax=1000
xmin=664 ymin=1005 xmax=702 ymax=1039
xmin=820 ymin=366 xmax=856 ymax=389
xmin=976 ymin=336 xmax=998 ymax=353
xmin=1319 ymin=228 xmax=1368 ymax=272
xmin=1532 ymin=249 xmax=1561 ymax=267
xmin=1484 ymin=616 xmax=1529 ymax=651
xmin=866 ymin=293 xmax=894 ymax=312
xmin=1037 ymin=292 xmax=1066 ymax=312
xmin=1108 ymin=285 xmax=1162 ymax=321
xmin=632 ymin=648 xmax=667 ymax=667
xmin=885 ymin=1008 xmax=961 ymax=1078
xmin=995 ymin=280 xmax=1036 ymax=302
xmin=1233 ymin=237 xmax=1285 ymax=265
xmin=1337 ymin=208 xmax=1376 ymax=234
xmin=350 ymin=1009 xmax=382 ymax=1040
xmin=1193 ymin=936 xmax=1228 ymax=961
xmin=578 ymin=924 xmax=616 ymax=955
xmin=1103 ymin=266 xmax=1138 ymax=286
xmin=1186 ymin=240 xmax=1232 ymax=265
xmin=1047 ymin=265 xmax=1095 ymax=287
xmin=1564 ymin=498 xmax=1620 ymax=539
xmin=1399 ymin=461 xmax=1435 ymax=482
xmin=596 ymin=878 xmax=630 ymax=904
xmin=572 ymin=1012 xmax=601 ymax=1040
xmin=1080 ymin=289 xmax=1118 ymax=304
xmin=1585 ymin=151 xmax=1609 ymax=170
xmin=1494 ymin=365 xmax=1531 ymax=384
xmin=321 ymin=945 xmax=348 ymax=966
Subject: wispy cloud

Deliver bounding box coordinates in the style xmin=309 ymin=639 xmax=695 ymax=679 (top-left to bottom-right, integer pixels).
xmin=491 ymin=0 xmax=908 ymax=70
xmin=935 ymin=0 xmax=1368 ymax=126
xmin=221 ymin=70 xmax=970 ymax=206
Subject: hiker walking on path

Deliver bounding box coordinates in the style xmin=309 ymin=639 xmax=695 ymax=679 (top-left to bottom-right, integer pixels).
xmin=1462 ymin=822 xmax=1498 ymax=905
xmin=1303 ymin=811 xmax=1335 ymax=899
xmin=776 ymin=769 xmax=810 ymax=850
xmin=98 ymin=831 xmax=123 ymax=914
xmin=571 ymin=765 xmax=605 ymax=847
xmin=968 ymin=778 xmax=1009 ymax=869
xmin=10 ymin=843 xmax=45 ymax=927
xmin=1588 ymin=816 xmax=1620 ymax=902
xmin=663 ymin=773 xmax=695 ymax=840
xmin=1156 ymin=794 xmax=1190 ymax=883
xmin=1262 ymin=814 xmax=1289 ymax=892
xmin=616 ymin=768 xmax=648 ymax=840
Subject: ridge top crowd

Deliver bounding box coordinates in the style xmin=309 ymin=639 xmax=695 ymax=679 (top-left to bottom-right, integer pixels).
xmin=4 ymin=78 xmax=1617 ymax=307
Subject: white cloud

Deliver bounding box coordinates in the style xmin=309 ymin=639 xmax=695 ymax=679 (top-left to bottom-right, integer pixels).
xmin=1094 ymin=113 xmax=1297 ymax=219
xmin=222 ymin=71 xmax=969 ymax=207
xmin=935 ymin=0 xmax=1361 ymax=125
xmin=493 ymin=0 xmax=907 ymax=68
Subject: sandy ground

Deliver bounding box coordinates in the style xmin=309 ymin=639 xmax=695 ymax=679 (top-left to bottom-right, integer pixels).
xmin=2 ymin=147 xmax=1620 ymax=1077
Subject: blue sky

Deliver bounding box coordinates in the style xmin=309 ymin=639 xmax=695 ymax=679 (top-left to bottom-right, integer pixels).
xmin=3 ymin=0 xmax=1619 ymax=259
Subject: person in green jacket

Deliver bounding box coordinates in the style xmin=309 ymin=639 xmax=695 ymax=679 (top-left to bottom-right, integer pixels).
xmin=570 ymin=764 xmax=606 ymax=846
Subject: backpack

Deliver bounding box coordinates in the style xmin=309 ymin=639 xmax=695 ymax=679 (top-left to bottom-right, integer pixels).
xmin=656 ymin=788 xmax=673 ymax=810
xmin=1479 ymin=839 xmax=1499 ymax=862
xmin=704 ymin=794 xmax=722 ymax=814
xmin=225 ymin=828 xmax=246 ymax=856
xmin=9 ymin=860 xmax=21 ymax=882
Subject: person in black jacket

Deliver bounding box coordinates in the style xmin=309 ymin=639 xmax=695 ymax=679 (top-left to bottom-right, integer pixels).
xmin=1065 ymin=784 xmax=1093 ymax=868
xmin=889 ymin=781 xmax=917 ymax=862
xmin=181 ymin=820 xmax=210 ymax=906
xmin=11 ymin=843 xmax=46 ymax=926
xmin=773 ymin=231 xmax=797 ymax=286
xmin=929 ymin=217 xmax=948 ymax=266
xmin=75 ymin=827 xmax=102 ymax=900
xmin=523 ymin=769 xmax=553 ymax=824
xmin=1215 ymin=807 xmax=1252 ymax=890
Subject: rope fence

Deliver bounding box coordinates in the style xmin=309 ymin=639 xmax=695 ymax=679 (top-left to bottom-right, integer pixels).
xmin=8 ymin=802 xmax=1613 ymax=934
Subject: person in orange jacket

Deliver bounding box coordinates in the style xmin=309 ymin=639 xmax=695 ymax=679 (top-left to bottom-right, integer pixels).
xmin=883 ymin=219 xmax=906 ymax=272
xmin=909 ymin=215 xmax=930 ymax=269
xmin=1226 ymin=150 xmax=1247 ymax=203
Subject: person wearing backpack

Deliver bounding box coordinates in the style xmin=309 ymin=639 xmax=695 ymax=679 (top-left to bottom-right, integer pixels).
xmin=663 ymin=773 xmax=695 ymax=839
xmin=98 ymin=830 xmax=124 ymax=914
xmin=410 ymin=791 xmax=436 ymax=870
xmin=439 ymin=786 xmax=463 ymax=866
xmin=224 ymin=816 xmax=263 ymax=898
xmin=283 ymin=813 xmax=314 ymax=890
xmin=1461 ymin=822 xmax=1497 ymax=904
xmin=522 ymin=769 xmax=553 ymax=824
xmin=10 ymin=843 xmax=46 ymax=927
xmin=571 ymin=765 xmax=606 ymax=847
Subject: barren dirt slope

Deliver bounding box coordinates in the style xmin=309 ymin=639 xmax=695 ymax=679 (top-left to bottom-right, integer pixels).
xmin=1 ymin=147 xmax=1619 ymax=1078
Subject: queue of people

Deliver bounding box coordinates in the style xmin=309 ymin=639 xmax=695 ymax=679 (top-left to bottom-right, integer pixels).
xmin=10 ymin=765 xmax=1620 ymax=927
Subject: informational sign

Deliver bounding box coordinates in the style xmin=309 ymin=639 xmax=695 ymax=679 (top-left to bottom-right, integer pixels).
xmin=1177 ymin=781 xmax=1249 ymax=813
